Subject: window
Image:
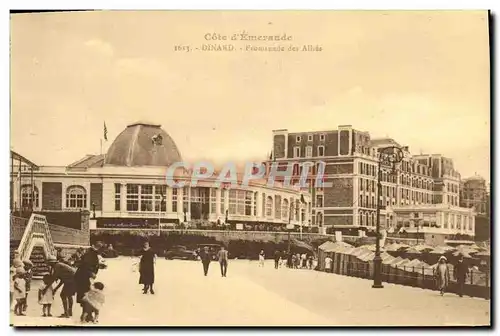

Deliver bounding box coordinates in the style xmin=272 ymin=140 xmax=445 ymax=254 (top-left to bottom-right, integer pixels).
xmin=319 ymin=134 xmax=325 ymax=141
xmin=305 ymin=146 xmax=313 ymax=158
xmin=172 ymin=188 xmax=178 ymax=213
xmin=296 ymin=136 xmax=302 ymax=142
xmin=245 ymin=191 xmax=252 ymax=216
xmin=154 ymin=185 xmax=167 ymax=212
xmin=229 ymin=190 xmax=253 ymax=216
xmin=316 ymin=195 xmax=323 ymax=207
xmin=21 ymin=185 xmax=39 ymax=209
xmin=228 ymin=190 xmax=238 ymax=215
xmin=275 ymin=195 xmax=282 ymax=219
xmin=141 ymin=185 xmax=154 ymax=212
xmin=308 ymin=134 xmax=313 ymax=142
xmin=66 ymin=185 xmax=87 ymax=209
xmin=318 ymin=146 xmax=325 ymax=157
xmin=114 ymin=184 xmax=121 ymax=211
xmin=253 ymin=192 xmax=257 ymax=216
xmin=265 ymin=196 xmax=273 ymax=217
xmin=282 ymin=199 xmax=289 ymax=220
xmin=316 ymin=212 xmax=323 ymax=226
xmin=293 ymin=146 xmax=301 ymax=158
xmin=210 ymin=188 xmax=217 ymax=214
xmin=126 ymin=184 xmax=139 ymax=211
xmin=183 ymin=186 xmax=190 ymax=213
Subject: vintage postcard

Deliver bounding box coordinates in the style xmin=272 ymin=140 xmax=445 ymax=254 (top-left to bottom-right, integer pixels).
xmin=9 ymin=10 xmax=490 ymax=327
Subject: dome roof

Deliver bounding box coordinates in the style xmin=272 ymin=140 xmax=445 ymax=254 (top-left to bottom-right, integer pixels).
xmin=104 ymin=122 xmax=182 ymax=167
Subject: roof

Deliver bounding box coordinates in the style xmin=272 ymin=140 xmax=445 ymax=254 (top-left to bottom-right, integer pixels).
xmin=10 ymin=150 xmax=39 ymax=169
xmin=67 ymin=154 xmax=105 ymax=169
xmin=104 ymin=122 xmax=183 ymax=167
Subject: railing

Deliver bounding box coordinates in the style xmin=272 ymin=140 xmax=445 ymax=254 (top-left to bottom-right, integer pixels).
xmin=322 ymin=260 xmax=490 ymax=299
xmin=16 ymin=213 xmax=56 ymax=261
xmin=49 ymin=223 xmax=89 ymax=246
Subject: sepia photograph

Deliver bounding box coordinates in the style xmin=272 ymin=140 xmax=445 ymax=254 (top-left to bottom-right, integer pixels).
xmin=8 ymin=10 xmax=490 ymax=327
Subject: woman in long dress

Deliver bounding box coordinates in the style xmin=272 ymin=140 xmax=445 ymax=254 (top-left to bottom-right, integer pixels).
xmin=139 ymin=242 xmax=156 ymax=294
xmin=434 ymin=256 xmax=450 ymax=296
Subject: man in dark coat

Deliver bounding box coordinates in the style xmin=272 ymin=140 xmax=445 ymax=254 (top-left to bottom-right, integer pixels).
xmin=74 ymin=242 xmax=102 ymax=322
xmin=200 ymin=246 xmax=212 ymax=276
xmin=454 ymin=254 xmax=468 ymax=297
xmin=274 ymin=250 xmax=281 ymax=269
xmin=46 ymin=255 xmax=77 ymax=318
xmin=217 ymin=246 xmax=229 ymax=277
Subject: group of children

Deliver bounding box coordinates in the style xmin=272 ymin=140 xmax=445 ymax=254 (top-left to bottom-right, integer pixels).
xmin=10 ymin=251 xmax=106 ymax=324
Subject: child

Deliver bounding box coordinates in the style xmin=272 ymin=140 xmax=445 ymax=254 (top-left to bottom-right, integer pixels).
xmin=38 ymin=274 xmax=54 ymax=317
xmin=13 ymin=268 xmax=26 ymax=316
xmin=22 ymin=260 xmax=33 ymax=313
xmin=81 ymin=282 xmax=105 ymax=323
xmin=10 ymin=266 xmax=15 ymax=311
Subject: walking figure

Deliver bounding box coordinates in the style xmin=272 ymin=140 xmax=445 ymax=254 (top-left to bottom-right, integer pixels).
xmin=434 ymin=256 xmax=451 ymax=296
xmin=200 ymin=246 xmax=212 ymax=276
xmin=217 ymin=246 xmax=229 ymax=277
xmin=139 ymin=241 xmax=156 ymax=294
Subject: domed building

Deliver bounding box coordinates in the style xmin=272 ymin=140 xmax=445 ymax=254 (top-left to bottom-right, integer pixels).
xmin=11 ymin=122 xmax=311 ymax=230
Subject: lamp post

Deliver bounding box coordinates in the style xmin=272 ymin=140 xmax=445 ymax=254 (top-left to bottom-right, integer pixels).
xmin=373 ymin=146 xmax=404 ymax=289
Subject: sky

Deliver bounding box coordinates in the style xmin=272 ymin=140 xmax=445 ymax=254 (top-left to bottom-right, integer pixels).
xmin=10 ymin=11 xmax=490 ymax=179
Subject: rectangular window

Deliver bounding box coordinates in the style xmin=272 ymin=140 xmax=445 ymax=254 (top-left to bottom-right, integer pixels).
xmin=316 ymin=195 xmax=323 ymax=207
xmin=229 ymin=189 xmax=238 ymax=215
xmin=307 ymin=134 xmax=313 ymax=142
xmin=274 ymin=195 xmax=281 ymax=219
xmin=296 ymin=136 xmax=302 ymax=142
xmin=210 ymin=188 xmax=217 ymax=214
xmin=154 ymin=185 xmax=167 ymax=212
xmin=253 ymin=192 xmax=257 ymax=216
xmin=183 ymin=187 xmax=189 ymax=213
xmin=172 ymin=188 xmax=178 ymax=213
xmin=293 ymin=146 xmax=301 ymax=158
xmin=114 ymin=183 xmax=121 ymax=211
xmin=319 ymin=134 xmax=325 ymax=141
xmin=126 ymin=184 xmax=139 ymax=211
xmin=140 ymin=185 xmax=154 ymax=212
xmin=305 ymin=146 xmax=313 ymax=158
xmin=245 ymin=192 xmax=252 ymax=216
xmin=318 ymin=146 xmax=325 ymax=157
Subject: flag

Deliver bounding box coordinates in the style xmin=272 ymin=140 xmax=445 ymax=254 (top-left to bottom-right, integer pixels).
xmin=104 ymin=122 xmax=108 ymax=141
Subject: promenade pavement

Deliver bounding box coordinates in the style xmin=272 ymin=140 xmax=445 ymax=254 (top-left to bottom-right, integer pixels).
xmin=10 ymin=258 xmax=490 ymax=327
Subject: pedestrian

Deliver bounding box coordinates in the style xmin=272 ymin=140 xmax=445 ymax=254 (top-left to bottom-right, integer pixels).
xmin=307 ymin=255 xmax=313 ymax=269
xmin=22 ymin=260 xmax=33 ymax=313
xmin=81 ymin=281 xmax=105 ymax=323
xmin=301 ymin=253 xmax=307 ymax=268
xmin=454 ymin=254 xmax=468 ymax=298
xmin=200 ymin=246 xmax=212 ymax=276
xmin=38 ymin=274 xmax=55 ymax=317
xmin=10 ymin=265 xmax=16 ymax=311
xmin=217 ymin=246 xmax=229 ymax=277
xmin=139 ymin=241 xmax=156 ymax=294
xmin=274 ymin=250 xmax=281 ymax=269
xmin=13 ymin=268 xmax=26 ymax=316
xmin=46 ymin=255 xmax=77 ymax=318
xmin=258 ymin=250 xmax=265 ymax=267
xmin=287 ymin=252 xmax=293 ymax=268
xmin=295 ymin=253 xmax=301 ymax=269
xmin=75 ymin=242 xmax=102 ymax=322
xmin=434 ymin=256 xmax=451 ymax=296
xmin=324 ymin=255 xmax=333 ymax=273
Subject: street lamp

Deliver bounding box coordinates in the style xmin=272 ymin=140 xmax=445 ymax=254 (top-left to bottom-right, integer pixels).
xmin=373 ymin=146 xmax=404 ymax=289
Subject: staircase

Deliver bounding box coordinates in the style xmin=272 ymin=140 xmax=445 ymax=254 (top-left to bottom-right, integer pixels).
xmin=10 ymin=213 xmax=56 ymax=278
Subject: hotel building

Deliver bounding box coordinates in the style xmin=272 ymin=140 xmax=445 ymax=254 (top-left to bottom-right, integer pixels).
xmin=266 ymin=125 xmax=475 ymax=237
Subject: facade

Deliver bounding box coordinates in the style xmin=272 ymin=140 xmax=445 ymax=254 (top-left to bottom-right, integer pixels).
xmin=460 ymin=175 xmax=489 ymax=216
xmin=11 ymin=122 xmax=311 ymax=230
xmin=266 ymin=125 xmax=475 ymax=236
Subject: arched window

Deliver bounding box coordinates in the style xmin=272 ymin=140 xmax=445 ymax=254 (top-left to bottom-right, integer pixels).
xmin=368 ymin=213 xmax=372 ymax=226
xmin=364 ymin=212 xmax=368 ymax=226
xmin=274 ymin=195 xmax=282 ymax=219
xmin=282 ymin=198 xmax=289 ymax=220
xmin=359 ymin=211 xmax=364 ymax=226
xmin=316 ymin=212 xmax=323 ymax=227
xmin=265 ymin=196 xmax=273 ymax=217
xmin=21 ymin=185 xmax=39 ymax=209
xmin=66 ymin=185 xmax=87 ymax=209
xmin=372 ymin=213 xmax=376 ymax=226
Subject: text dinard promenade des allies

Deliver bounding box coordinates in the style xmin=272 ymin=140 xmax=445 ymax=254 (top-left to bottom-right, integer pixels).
xmin=174 ymin=32 xmax=323 ymax=52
